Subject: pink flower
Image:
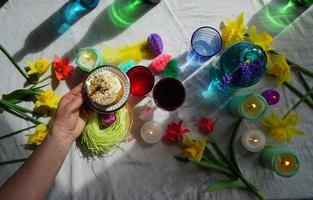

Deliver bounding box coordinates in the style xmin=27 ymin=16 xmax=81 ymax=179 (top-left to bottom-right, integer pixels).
xmin=163 ymin=120 xmax=190 ymax=142
xmin=198 ymin=117 xmax=217 ymax=134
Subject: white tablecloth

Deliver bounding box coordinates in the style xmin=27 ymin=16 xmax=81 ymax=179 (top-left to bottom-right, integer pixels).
xmin=1 ymin=0 xmax=313 ymax=199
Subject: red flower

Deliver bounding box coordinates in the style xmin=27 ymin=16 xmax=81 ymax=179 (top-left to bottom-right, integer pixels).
xmin=198 ymin=117 xmax=217 ymax=134
xmin=163 ymin=120 xmax=190 ymax=142
xmin=53 ymin=55 xmax=74 ymax=80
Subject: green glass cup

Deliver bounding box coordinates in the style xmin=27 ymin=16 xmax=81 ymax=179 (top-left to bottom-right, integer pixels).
xmin=228 ymin=93 xmax=268 ymax=120
xmin=260 ymin=146 xmax=300 ymax=177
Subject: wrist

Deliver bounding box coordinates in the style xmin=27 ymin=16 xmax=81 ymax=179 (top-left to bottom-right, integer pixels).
xmin=49 ymin=129 xmax=75 ymax=148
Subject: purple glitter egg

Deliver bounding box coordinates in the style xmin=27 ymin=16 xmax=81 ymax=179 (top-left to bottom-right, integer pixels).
xmin=261 ymin=89 xmax=280 ymax=105
xmin=99 ymin=112 xmax=116 ymax=126
xmin=147 ymin=33 xmax=163 ymax=57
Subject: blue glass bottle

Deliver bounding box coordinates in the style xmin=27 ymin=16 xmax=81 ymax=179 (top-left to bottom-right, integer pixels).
xmin=55 ymin=0 xmax=100 ymax=34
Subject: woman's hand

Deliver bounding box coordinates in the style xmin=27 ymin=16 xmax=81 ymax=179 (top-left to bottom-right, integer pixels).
xmin=51 ymin=83 xmax=90 ymax=144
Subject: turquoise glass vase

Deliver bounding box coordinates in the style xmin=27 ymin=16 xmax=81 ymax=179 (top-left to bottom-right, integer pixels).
xmin=218 ymin=42 xmax=267 ymax=89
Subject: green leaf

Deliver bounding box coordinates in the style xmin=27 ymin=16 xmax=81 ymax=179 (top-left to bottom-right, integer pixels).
xmin=203 ymin=179 xmax=246 ymax=192
xmin=0 ymin=125 xmax=37 ymax=140
xmin=191 ymin=159 xmax=234 ymax=177
xmin=203 ymin=147 xmax=229 ymax=168
xmin=2 ymin=88 xmax=42 ymax=103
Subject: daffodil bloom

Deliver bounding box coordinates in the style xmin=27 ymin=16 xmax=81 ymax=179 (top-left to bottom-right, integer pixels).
xmin=262 ymin=112 xmax=303 ymax=142
xmin=221 ymin=12 xmax=248 ymax=47
xmin=27 ymin=123 xmax=49 ymax=145
xmin=181 ymin=136 xmax=206 ymax=161
xmin=35 ymin=90 xmax=61 ymax=116
xmin=267 ymin=53 xmax=291 ymax=86
xmin=26 ymin=58 xmax=51 ymax=76
xmin=248 ymin=25 xmax=274 ymax=51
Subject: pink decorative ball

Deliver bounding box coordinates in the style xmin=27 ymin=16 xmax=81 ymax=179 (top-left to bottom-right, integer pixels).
xmin=147 ymin=33 xmax=164 ymax=57
xmin=150 ymin=54 xmax=172 ymax=73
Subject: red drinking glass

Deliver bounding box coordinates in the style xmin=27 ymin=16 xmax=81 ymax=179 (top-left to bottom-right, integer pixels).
xmin=153 ymin=78 xmax=186 ymax=111
xmin=127 ymin=66 xmax=155 ymax=96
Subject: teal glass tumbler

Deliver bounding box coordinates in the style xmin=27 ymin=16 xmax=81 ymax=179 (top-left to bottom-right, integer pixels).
xmin=187 ymin=26 xmax=222 ymax=64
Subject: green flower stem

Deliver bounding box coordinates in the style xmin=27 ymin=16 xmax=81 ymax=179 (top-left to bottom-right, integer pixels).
xmin=0 ymin=104 xmax=40 ymax=125
xmin=0 ymin=158 xmax=27 ymax=166
xmin=295 ymin=71 xmax=313 ymax=102
xmin=0 ymin=125 xmax=36 ymax=140
xmin=289 ymin=63 xmax=313 ymax=78
xmin=210 ymin=129 xmax=264 ymax=199
xmin=283 ymin=87 xmax=313 ymax=119
xmin=0 ymin=43 xmax=29 ymax=80
xmin=0 ymin=99 xmax=33 ymax=114
xmin=30 ymin=75 xmax=52 ymax=89
xmin=283 ymin=82 xmax=313 ymax=110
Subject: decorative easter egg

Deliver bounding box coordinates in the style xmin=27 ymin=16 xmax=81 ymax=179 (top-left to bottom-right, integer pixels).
xmin=147 ymin=33 xmax=164 ymax=57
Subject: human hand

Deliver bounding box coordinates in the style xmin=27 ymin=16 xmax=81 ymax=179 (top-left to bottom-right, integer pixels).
xmin=51 ymin=83 xmax=91 ymax=144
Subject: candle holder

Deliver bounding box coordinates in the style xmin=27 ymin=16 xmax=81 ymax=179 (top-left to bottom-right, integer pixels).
xmin=187 ymin=26 xmax=222 ymax=64
xmin=126 ymin=66 xmax=155 ymax=96
xmin=228 ymin=93 xmax=268 ymax=120
xmin=241 ymin=129 xmax=266 ymax=152
xmin=261 ymin=89 xmax=280 ymax=105
xmin=75 ymin=48 xmax=102 ymax=72
xmin=218 ymin=42 xmax=267 ymax=89
xmin=140 ymin=121 xmax=163 ymax=144
xmin=260 ymin=146 xmax=300 ymax=177
xmin=153 ymin=78 xmax=186 ymax=111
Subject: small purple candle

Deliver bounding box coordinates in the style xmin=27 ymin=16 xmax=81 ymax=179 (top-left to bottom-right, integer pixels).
xmin=261 ymin=89 xmax=280 ymax=105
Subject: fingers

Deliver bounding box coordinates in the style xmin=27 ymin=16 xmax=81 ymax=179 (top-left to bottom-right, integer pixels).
xmin=70 ymin=82 xmax=84 ymax=96
xmin=69 ymin=92 xmax=84 ymax=112
xmin=80 ymin=103 xmax=93 ymax=120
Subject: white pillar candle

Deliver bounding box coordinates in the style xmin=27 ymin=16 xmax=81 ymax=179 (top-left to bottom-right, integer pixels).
xmin=140 ymin=121 xmax=163 ymax=144
xmin=241 ymin=129 xmax=266 ymax=152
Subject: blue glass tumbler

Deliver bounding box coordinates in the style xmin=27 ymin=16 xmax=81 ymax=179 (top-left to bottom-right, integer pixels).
xmin=56 ymin=0 xmax=100 ymax=33
xmin=187 ymin=26 xmax=222 ymax=64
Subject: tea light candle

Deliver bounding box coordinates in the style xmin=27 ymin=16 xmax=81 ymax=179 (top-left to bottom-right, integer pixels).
xmin=76 ymin=48 xmax=102 ymax=72
xmin=241 ymin=129 xmax=266 ymax=152
xmin=261 ymin=89 xmax=280 ymax=105
xmin=260 ymin=146 xmax=300 ymax=177
xmin=228 ymin=93 xmax=268 ymax=120
xmin=140 ymin=121 xmax=163 ymax=144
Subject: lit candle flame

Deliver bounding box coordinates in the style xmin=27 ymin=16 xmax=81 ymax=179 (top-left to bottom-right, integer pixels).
xmin=149 ymin=130 xmax=153 ymax=135
xmin=284 ymin=161 xmax=290 ymax=166
xmin=251 ymin=103 xmax=257 ymax=109
xmin=253 ymin=138 xmax=258 ymax=143
xmin=84 ymin=53 xmax=91 ymax=60
xmin=272 ymin=95 xmax=277 ymax=99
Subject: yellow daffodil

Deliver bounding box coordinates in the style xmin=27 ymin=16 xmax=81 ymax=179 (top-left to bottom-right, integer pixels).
xmin=35 ymin=90 xmax=61 ymax=116
xmin=267 ymin=53 xmax=291 ymax=86
xmin=26 ymin=58 xmax=51 ymax=76
xmin=27 ymin=123 xmax=49 ymax=145
xmin=181 ymin=136 xmax=206 ymax=161
xmin=262 ymin=112 xmax=303 ymax=142
xmin=221 ymin=12 xmax=248 ymax=47
xmin=248 ymin=25 xmax=274 ymax=51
